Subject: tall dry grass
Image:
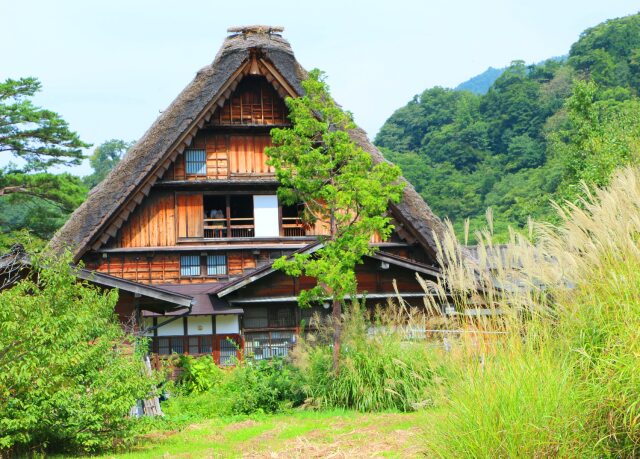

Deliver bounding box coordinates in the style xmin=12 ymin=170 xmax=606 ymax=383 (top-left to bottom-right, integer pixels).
xmin=423 ymin=166 xmax=640 ymax=457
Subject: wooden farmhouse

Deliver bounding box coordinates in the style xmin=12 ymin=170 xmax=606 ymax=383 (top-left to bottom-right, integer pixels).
xmin=50 ymin=26 xmax=447 ymax=365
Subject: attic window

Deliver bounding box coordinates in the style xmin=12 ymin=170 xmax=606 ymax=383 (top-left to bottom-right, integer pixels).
xmin=185 ymin=149 xmax=206 ymax=175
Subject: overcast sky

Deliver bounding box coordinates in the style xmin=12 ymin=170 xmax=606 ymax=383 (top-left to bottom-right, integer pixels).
xmin=2 ymin=0 xmax=639 ymax=176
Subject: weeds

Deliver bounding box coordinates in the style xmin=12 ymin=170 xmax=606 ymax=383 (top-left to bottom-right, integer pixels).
xmin=423 ymin=167 xmax=640 ymax=457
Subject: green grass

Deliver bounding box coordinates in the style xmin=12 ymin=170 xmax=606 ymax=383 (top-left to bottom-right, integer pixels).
xmin=90 ymin=410 xmax=426 ymax=458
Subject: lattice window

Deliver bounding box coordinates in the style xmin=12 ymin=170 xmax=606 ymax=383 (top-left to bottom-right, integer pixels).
xmin=157 ymin=336 xmax=184 ymax=355
xmin=219 ymin=338 xmax=238 ymax=366
xmin=207 ymin=254 xmax=227 ymax=276
xmin=245 ymin=331 xmax=295 ymax=360
xmin=185 ymin=149 xmax=206 ymax=175
xmin=180 ymin=255 xmax=200 ymax=276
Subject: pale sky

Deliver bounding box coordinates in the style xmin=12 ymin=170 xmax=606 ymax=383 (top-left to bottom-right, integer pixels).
xmin=2 ymin=0 xmax=639 ymax=176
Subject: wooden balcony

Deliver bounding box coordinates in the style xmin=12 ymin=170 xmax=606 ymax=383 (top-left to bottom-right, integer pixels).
xmin=202 ymin=217 xmax=306 ymax=239
xmin=204 ymin=218 xmax=254 ymax=238
xmin=281 ymin=217 xmax=306 ymax=237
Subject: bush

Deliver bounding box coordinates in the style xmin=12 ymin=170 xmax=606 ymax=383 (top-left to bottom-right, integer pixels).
xmin=294 ymin=303 xmax=436 ymax=412
xmin=223 ymin=358 xmax=305 ymax=414
xmin=170 ymin=356 xmax=304 ymax=419
xmin=0 ymin=254 xmax=159 ymax=454
xmin=175 ymin=354 xmax=224 ymax=394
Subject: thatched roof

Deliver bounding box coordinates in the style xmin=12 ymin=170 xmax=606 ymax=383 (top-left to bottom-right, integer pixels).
xmin=50 ymin=27 xmax=446 ymax=262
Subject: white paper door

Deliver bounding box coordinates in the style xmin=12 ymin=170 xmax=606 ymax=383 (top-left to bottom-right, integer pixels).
xmin=253 ymin=195 xmax=279 ymax=237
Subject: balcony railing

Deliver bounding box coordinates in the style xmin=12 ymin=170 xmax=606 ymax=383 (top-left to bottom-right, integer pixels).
xmin=204 ymin=218 xmax=255 ymax=238
xmin=282 ymin=217 xmax=306 ymax=237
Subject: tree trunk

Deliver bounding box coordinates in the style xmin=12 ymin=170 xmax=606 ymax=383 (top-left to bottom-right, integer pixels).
xmin=329 ymin=205 xmax=341 ymax=374
xmin=332 ymin=297 xmax=341 ymax=374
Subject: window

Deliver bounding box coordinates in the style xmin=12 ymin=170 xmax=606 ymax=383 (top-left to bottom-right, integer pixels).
xmin=180 ymin=255 xmax=200 ymax=276
xmin=244 ymin=307 xmax=268 ymax=329
xmin=188 ymin=336 xmax=212 ymax=354
xmin=245 ymin=331 xmax=295 ymax=360
xmin=185 ymin=149 xmax=206 ymax=175
xmin=219 ymin=338 xmax=238 ymax=366
xmin=157 ymin=337 xmax=184 ymax=355
xmin=207 ymin=254 xmax=227 ymax=276
xmin=243 ymin=306 xmax=296 ymax=329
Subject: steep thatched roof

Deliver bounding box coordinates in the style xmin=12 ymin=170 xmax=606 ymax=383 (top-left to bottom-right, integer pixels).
xmin=50 ymin=27 xmax=446 ymax=261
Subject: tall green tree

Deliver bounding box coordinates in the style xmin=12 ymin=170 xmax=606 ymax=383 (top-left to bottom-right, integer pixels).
xmin=266 ymin=69 xmax=404 ymax=371
xmin=0 ymin=77 xmax=88 ymax=173
xmin=0 ymin=77 xmax=89 ymax=244
xmin=83 ymin=139 xmax=134 ymax=188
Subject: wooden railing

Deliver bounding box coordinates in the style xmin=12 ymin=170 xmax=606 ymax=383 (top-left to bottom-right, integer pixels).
xmin=282 ymin=217 xmax=306 ymax=237
xmin=204 ymin=218 xmax=254 ymax=238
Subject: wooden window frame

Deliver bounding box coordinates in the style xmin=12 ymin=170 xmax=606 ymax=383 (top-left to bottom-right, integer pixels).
xmin=179 ymin=253 xmax=228 ymax=279
xmin=185 ymin=149 xmax=206 ymax=176
xmin=180 ymin=255 xmax=201 ymax=277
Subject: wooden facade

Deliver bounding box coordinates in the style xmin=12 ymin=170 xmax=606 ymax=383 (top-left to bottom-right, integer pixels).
xmin=53 ymin=28 xmax=445 ymax=366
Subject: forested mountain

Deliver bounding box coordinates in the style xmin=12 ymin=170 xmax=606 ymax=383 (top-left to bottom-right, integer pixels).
xmin=376 ymin=13 xmax=640 ymax=241
xmin=455 ymin=67 xmax=504 ymax=94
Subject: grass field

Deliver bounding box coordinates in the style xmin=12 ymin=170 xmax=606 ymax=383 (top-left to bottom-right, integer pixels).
xmin=99 ymin=410 xmax=428 ymax=458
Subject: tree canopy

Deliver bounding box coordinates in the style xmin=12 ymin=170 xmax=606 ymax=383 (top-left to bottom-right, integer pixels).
xmin=83 ymin=139 xmax=134 ymax=189
xmin=376 ymin=12 xmax=640 ymax=241
xmin=266 ymin=69 xmax=404 ymax=370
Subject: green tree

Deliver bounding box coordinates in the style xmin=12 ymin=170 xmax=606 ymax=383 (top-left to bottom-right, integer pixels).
xmin=84 ymin=139 xmax=134 ymax=188
xmin=0 ymin=172 xmax=88 ymax=249
xmin=0 ymin=77 xmax=89 ymax=243
xmin=266 ymin=69 xmax=404 ymax=371
xmin=552 ymin=80 xmax=640 ymax=199
xmin=0 ymin=253 xmax=157 ymax=454
xmin=0 ymin=77 xmax=88 ymax=173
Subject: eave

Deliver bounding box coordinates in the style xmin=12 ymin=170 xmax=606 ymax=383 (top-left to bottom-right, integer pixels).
xmin=75 ymin=268 xmax=193 ymax=309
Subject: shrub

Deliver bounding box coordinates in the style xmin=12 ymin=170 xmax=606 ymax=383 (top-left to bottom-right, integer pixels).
xmin=175 ymin=354 xmax=224 ymax=394
xmin=222 ymin=358 xmax=305 ymax=415
xmin=0 ymin=254 xmax=159 ymax=454
xmin=294 ymin=303 xmax=436 ymax=412
xmin=168 ymin=356 xmax=304 ymax=419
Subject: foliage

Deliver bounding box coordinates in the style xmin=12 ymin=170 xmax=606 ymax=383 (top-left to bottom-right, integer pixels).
xmin=292 ymin=303 xmax=436 ymax=412
xmin=267 ymin=69 xmax=404 ymax=308
xmin=455 ymin=66 xmax=505 ymax=94
xmin=84 ymin=139 xmax=134 ymax=188
xmin=0 ymin=77 xmax=88 ymax=172
xmin=569 ymin=13 xmax=640 ymax=94
xmin=0 ymin=171 xmax=88 ymax=248
xmin=175 ymin=355 xmax=224 ymax=394
xmin=375 ymin=13 xmax=640 ymax=242
xmin=0 ymin=253 xmax=158 ymax=454
xmin=172 ymin=356 xmax=304 ymax=417
xmin=222 ymin=358 xmax=305 ymax=415
xmin=422 ymin=166 xmax=640 ymax=457
xmin=551 ymin=79 xmax=640 ymax=199
xmin=0 ymin=77 xmax=89 ymax=245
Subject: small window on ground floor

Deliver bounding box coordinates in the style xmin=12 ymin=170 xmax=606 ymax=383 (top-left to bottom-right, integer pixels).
xmin=188 ymin=335 xmax=213 ymax=354
xmin=245 ymin=331 xmax=295 ymax=360
xmin=157 ymin=336 xmax=184 ymax=355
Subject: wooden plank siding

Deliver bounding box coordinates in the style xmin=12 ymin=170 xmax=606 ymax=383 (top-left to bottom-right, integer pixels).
xmin=208 ymin=76 xmax=288 ymax=126
xmin=117 ymin=191 xmax=176 ymax=247
xmin=176 ymin=193 xmax=204 ymax=238
xmin=84 ymin=251 xmax=258 ymax=285
xmin=164 ymin=133 xmax=274 ymax=180
xmin=228 ymin=135 xmax=274 ymax=176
